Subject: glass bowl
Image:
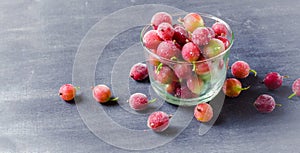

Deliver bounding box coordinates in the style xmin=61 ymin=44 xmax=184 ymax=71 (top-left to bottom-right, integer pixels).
xmin=141 ymin=13 xmax=234 ymax=106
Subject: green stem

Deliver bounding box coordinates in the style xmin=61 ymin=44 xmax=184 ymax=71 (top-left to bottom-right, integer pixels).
xmin=75 ymin=86 xmax=80 ymax=90
xmin=170 ymin=56 xmax=177 ymax=61
xmin=236 ymin=86 xmax=250 ymax=91
xmin=192 ymin=62 xmax=196 ymax=71
xmin=276 ymin=103 xmax=282 ymax=107
xmin=250 ymin=69 xmax=257 ymax=76
xmin=110 ymin=97 xmax=119 ymax=102
xmin=288 ymin=93 xmax=296 ymax=99
xmin=148 ymin=98 xmax=157 ymax=104
xmin=155 ymin=63 xmax=163 ymax=74
xmin=283 ymin=75 xmax=289 ymax=79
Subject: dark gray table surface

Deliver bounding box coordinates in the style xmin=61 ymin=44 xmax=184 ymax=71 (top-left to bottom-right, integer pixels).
xmin=1 ymin=0 xmax=300 ymax=153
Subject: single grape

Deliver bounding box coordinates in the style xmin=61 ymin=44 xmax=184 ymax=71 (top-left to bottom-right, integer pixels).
xmin=174 ymin=85 xmax=198 ymax=99
xmin=202 ymin=38 xmax=225 ymax=58
xmin=207 ymin=27 xmax=215 ymax=38
xmin=130 ymin=63 xmax=148 ymax=81
xmin=157 ymin=22 xmax=174 ymax=41
xmin=128 ymin=93 xmax=156 ymax=111
xmin=231 ymin=61 xmax=257 ymax=79
xmin=165 ymin=81 xmax=181 ymax=95
xmin=59 ymin=84 xmax=76 ymax=101
xmin=195 ymin=61 xmax=210 ymax=76
xmin=263 ymin=72 xmax=287 ymax=90
xmin=147 ymin=111 xmax=170 ymax=132
xmin=194 ymin=103 xmax=213 ymax=122
xmin=157 ymin=41 xmax=181 ymax=60
xmin=181 ymin=13 xmax=204 ymax=32
xmin=212 ymin=22 xmax=228 ymax=36
xmin=253 ymin=94 xmax=276 ymax=113
xmin=216 ymin=36 xmax=230 ymax=49
xmin=181 ymin=42 xmax=201 ymax=63
xmin=173 ymin=63 xmax=193 ymax=79
xmin=186 ymin=75 xmax=204 ymax=95
xmin=151 ymin=12 xmax=172 ymax=30
xmin=173 ymin=25 xmax=190 ymax=46
xmin=288 ymin=78 xmax=300 ymax=99
xmin=222 ymin=78 xmax=249 ymax=97
xmin=143 ymin=30 xmax=162 ymax=50
xmin=92 ymin=84 xmax=118 ymax=103
xmin=192 ymin=27 xmax=212 ymax=46
xmin=154 ymin=65 xmax=177 ymax=84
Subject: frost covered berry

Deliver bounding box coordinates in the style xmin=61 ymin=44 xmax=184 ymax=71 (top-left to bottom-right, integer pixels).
xmin=147 ymin=111 xmax=171 ymax=132
xmin=263 ymin=72 xmax=287 ymax=90
xmin=130 ymin=63 xmax=148 ymax=81
xmin=253 ymin=94 xmax=276 ymax=113
xmin=128 ymin=93 xmax=156 ymax=111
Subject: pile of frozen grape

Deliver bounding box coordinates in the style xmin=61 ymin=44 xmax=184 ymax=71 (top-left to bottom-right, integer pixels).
xmin=143 ymin=12 xmax=231 ymax=99
xmin=58 ymin=12 xmax=300 ymax=133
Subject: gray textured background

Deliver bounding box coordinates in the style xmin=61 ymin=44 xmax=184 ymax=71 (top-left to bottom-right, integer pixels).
xmin=1 ymin=0 xmax=300 ymax=153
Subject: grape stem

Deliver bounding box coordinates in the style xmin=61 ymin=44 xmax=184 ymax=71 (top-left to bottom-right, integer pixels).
xmin=283 ymin=75 xmax=289 ymax=79
xmin=192 ymin=62 xmax=196 ymax=71
xmin=170 ymin=56 xmax=177 ymax=61
xmin=155 ymin=63 xmax=163 ymax=74
xmin=250 ymin=69 xmax=257 ymax=76
xmin=110 ymin=97 xmax=119 ymax=102
xmin=288 ymin=93 xmax=296 ymax=99
xmin=237 ymin=86 xmax=250 ymax=91
xmin=148 ymin=98 xmax=157 ymax=104
xmin=276 ymin=103 xmax=282 ymax=107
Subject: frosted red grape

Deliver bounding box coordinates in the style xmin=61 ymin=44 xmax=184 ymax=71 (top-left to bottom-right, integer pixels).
xmin=288 ymin=78 xmax=300 ymax=99
xmin=165 ymin=81 xmax=180 ymax=95
xmin=253 ymin=94 xmax=276 ymax=113
xmin=154 ymin=65 xmax=177 ymax=84
xmin=59 ymin=84 xmax=76 ymax=101
xmin=173 ymin=25 xmax=190 ymax=46
xmin=147 ymin=111 xmax=170 ymax=132
xmin=216 ymin=36 xmax=230 ymax=49
xmin=231 ymin=61 xmax=257 ymax=79
xmin=128 ymin=93 xmax=156 ymax=111
xmin=157 ymin=22 xmax=174 ymax=40
xmin=130 ymin=63 xmax=148 ymax=81
xmin=151 ymin=12 xmax=172 ymax=30
xmin=263 ymin=72 xmax=285 ymax=90
xmin=192 ymin=27 xmax=212 ymax=46
xmin=173 ymin=63 xmax=192 ymax=79
xmin=194 ymin=103 xmax=213 ymax=122
xmin=212 ymin=22 xmax=228 ymax=36
xmin=186 ymin=75 xmax=204 ymax=95
xmin=174 ymin=85 xmax=197 ymax=99
xmin=157 ymin=41 xmax=181 ymax=60
xmin=143 ymin=30 xmax=162 ymax=50
xmin=181 ymin=42 xmax=201 ymax=62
